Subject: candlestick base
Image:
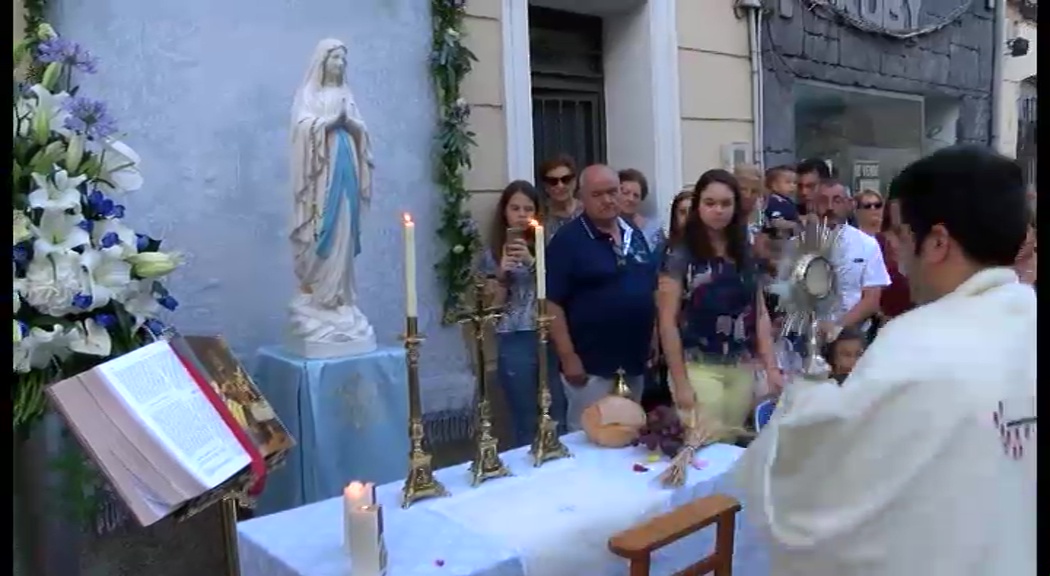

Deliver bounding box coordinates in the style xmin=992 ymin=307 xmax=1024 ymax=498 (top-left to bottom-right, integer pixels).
xmin=401 ymin=448 xmax=448 ymax=509
xmin=529 ymin=414 xmax=572 ymax=467
xmin=469 ymin=399 xmax=512 ymax=486
xmin=530 ymin=304 xmax=572 ymax=467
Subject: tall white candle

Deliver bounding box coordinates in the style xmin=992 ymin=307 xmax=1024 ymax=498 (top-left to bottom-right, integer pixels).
xmin=403 ymin=213 xmax=418 ymax=318
xmin=531 ymin=220 xmax=547 ymax=299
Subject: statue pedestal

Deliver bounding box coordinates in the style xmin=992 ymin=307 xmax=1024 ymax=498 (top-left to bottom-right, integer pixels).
xmin=250 ymin=345 xmax=409 ymax=516
xmin=285 ymin=333 xmax=377 ymax=359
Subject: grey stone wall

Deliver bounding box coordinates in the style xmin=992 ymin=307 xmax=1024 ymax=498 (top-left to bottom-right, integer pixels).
xmin=762 ymin=0 xmax=996 ymax=166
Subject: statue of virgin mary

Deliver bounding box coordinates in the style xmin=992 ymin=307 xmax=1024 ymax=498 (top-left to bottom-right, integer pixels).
xmin=287 ymin=38 xmax=377 ymax=358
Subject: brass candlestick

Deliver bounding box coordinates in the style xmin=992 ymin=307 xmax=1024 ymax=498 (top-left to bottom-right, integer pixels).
xmin=459 ymin=276 xmax=512 ymax=486
xmin=529 ymin=298 xmax=572 ymax=466
xmin=400 ymin=317 xmax=449 ymax=508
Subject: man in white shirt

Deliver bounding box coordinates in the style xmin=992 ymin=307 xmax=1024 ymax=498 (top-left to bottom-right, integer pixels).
xmin=734 ymin=145 xmax=1037 ymax=575
xmin=812 ymin=179 xmax=891 ymax=337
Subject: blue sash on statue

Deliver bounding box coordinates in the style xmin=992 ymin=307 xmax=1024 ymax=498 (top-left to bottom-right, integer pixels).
xmin=316 ymin=128 xmax=362 ymax=259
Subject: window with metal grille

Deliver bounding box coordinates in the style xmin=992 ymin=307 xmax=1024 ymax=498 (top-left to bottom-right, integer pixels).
xmin=1017 ymin=77 xmax=1037 ymax=189
xmin=529 ymin=6 xmax=607 ymax=175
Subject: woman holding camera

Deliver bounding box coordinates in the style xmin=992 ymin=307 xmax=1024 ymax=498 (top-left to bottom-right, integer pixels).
xmin=480 ymin=180 xmax=567 ymax=447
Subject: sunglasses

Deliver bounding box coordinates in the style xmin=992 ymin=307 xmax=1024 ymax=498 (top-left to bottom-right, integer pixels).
xmin=542 ymin=174 xmax=574 ymax=186
xmin=859 ymin=202 xmax=883 ymax=210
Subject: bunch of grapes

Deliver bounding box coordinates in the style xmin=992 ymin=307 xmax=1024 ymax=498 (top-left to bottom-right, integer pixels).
xmin=632 ymin=405 xmax=686 ymax=458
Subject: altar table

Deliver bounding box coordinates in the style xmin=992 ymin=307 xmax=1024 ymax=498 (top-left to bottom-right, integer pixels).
xmin=237 ymin=433 xmax=769 ymax=576
xmin=251 ymin=345 xmax=410 ymax=515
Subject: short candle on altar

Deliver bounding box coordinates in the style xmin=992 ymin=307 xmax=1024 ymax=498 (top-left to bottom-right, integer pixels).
xmin=344 ymin=481 xmax=375 ymax=509
xmin=530 ymin=219 xmax=546 ymax=299
xmin=402 ymin=213 xmax=418 ymax=318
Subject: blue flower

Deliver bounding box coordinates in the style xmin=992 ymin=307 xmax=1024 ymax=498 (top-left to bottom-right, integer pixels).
xmin=144 ymin=318 xmax=166 ymax=335
xmin=157 ymin=295 xmax=178 ymax=311
xmin=12 ymin=243 xmax=31 ymax=266
xmin=62 ymin=96 xmax=117 ymax=140
xmin=35 ymin=38 xmax=98 ymax=74
xmin=17 ymin=321 xmax=29 ymax=338
xmin=95 ymin=313 xmax=117 ymax=329
xmin=71 ymin=293 xmax=93 ymax=309
xmin=87 ymin=189 xmax=121 ymax=218
xmin=99 ymin=232 xmax=120 ymax=249
xmin=135 ymin=233 xmax=150 ymax=252
xmin=77 ymin=219 xmax=94 ymax=233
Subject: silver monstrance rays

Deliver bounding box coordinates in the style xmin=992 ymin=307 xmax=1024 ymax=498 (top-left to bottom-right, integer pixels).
xmin=769 ymin=216 xmax=843 ymax=381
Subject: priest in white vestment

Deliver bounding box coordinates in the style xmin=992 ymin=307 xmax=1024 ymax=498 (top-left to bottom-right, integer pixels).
xmin=735 ymin=146 xmax=1036 ymax=576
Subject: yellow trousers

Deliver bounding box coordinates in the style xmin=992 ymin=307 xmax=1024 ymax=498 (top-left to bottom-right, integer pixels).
xmin=682 ymin=362 xmax=754 ymax=441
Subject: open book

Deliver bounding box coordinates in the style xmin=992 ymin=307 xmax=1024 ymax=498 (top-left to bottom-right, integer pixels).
xmin=47 ymin=337 xmax=292 ymax=527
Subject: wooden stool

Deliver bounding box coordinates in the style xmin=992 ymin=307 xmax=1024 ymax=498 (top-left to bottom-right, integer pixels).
xmin=608 ymin=493 xmax=741 ymax=576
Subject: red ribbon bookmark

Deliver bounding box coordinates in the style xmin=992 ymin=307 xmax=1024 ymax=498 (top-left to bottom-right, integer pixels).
xmin=173 ymin=348 xmax=267 ymax=496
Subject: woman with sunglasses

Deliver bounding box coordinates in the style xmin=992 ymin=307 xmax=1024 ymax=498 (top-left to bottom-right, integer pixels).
xmin=854 ymin=189 xmax=884 ymax=238
xmin=537 ymin=154 xmax=582 ymax=240
xmin=657 ymin=169 xmax=782 ymax=443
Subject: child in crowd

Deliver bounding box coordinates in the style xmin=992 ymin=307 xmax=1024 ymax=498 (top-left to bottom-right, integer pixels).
xmin=733 ymin=163 xmax=764 ymax=244
xmin=824 ymin=328 xmax=867 ymax=385
xmin=755 ymin=165 xmax=800 ymax=268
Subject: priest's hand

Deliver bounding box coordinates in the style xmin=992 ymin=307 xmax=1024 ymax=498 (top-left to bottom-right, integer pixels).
xmin=818 ymin=321 xmax=843 ymax=342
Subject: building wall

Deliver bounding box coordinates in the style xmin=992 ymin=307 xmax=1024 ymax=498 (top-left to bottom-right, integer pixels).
xmin=677 ymin=0 xmax=756 ymax=184
xmin=999 ymin=2 xmax=1037 ymax=158
xmin=462 ymin=0 xmax=507 ymax=238
xmin=50 ymin=0 xmax=475 ymax=411
xmin=762 ymin=0 xmax=996 ymax=167
xmin=463 ymin=0 xmax=755 ymax=237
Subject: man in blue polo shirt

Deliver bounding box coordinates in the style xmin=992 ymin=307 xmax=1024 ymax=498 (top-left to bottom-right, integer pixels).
xmin=546 ymin=164 xmax=658 ymax=431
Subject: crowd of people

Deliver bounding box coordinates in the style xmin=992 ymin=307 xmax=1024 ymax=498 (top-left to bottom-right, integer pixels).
xmin=479 ymin=149 xmax=1038 ymax=448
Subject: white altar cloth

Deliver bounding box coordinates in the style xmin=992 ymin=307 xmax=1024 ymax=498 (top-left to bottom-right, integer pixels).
xmin=237 ymin=433 xmax=768 ymax=576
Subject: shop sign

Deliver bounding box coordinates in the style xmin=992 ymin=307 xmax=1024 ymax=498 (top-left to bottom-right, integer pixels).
xmin=829 ymin=0 xmax=925 ymax=32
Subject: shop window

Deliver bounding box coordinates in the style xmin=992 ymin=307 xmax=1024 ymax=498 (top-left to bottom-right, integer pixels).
xmin=794 ymin=81 xmax=927 ymax=197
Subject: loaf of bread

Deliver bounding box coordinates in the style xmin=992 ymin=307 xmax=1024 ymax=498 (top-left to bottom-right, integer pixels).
xmin=581 ymin=395 xmax=646 ymax=448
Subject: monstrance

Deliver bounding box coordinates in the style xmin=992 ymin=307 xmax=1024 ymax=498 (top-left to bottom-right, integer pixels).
xmin=769 ymin=217 xmax=842 ymax=381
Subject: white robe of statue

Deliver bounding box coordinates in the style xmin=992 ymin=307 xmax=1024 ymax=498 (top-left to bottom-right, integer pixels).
xmin=287 ymin=39 xmax=377 ymax=358
xmin=735 ymin=267 xmax=1036 ymax=575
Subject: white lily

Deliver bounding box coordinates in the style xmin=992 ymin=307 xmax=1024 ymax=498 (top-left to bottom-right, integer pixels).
xmin=91 ymin=218 xmax=138 ymax=257
xmin=95 ymin=140 xmax=143 ymax=194
xmin=127 ymin=251 xmax=182 ymax=278
xmin=25 ymin=85 xmax=72 ymax=137
xmin=68 ymin=318 xmax=113 ymax=357
xmin=28 ymin=168 xmax=87 ymax=212
xmin=13 ymin=320 xmax=23 ymax=344
xmin=14 ymin=324 xmax=72 ymax=373
xmin=14 ymin=211 xmax=33 ymax=245
xmin=80 ymin=248 xmax=132 ymax=308
xmin=30 ymin=210 xmax=90 ymax=257
xmin=120 ymin=280 xmax=162 ymax=330
xmin=21 ymin=252 xmax=87 ymax=317
xmin=14 ymin=290 xmax=21 ymax=314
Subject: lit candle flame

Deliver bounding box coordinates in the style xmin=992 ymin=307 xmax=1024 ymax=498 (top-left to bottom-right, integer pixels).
xmin=528 ymin=219 xmax=540 ymax=229
xmin=403 ymin=213 xmax=413 ymax=225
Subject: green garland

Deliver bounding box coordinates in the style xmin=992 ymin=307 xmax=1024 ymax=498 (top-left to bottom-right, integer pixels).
xmin=430 ymin=0 xmax=480 ymax=324
xmin=21 ymin=0 xmax=47 ymax=82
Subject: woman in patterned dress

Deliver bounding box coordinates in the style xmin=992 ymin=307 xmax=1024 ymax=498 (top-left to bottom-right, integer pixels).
xmin=656 ymin=169 xmax=783 ymax=441
xmin=480 ymin=180 xmax=567 ymax=447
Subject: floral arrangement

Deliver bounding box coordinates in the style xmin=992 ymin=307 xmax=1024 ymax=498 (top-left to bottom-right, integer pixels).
xmin=13 ymin=24 xmax=182 ymax=436
xmin=430 ymin=0 xmax=481 ymax=323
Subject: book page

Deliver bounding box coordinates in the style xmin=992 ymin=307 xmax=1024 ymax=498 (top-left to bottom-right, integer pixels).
xmin=97 ymin=341 xmax=251 ymax=493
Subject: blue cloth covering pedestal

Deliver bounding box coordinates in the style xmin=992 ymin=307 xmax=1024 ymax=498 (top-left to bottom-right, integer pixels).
xmin=251 ymin=345 xmax=409 ymax=516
